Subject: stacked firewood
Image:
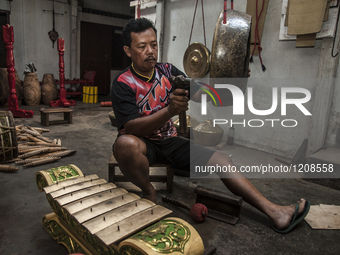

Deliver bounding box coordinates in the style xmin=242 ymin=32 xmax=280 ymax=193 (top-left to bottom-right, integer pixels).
xmin=12 ymin=125 xmax=75 ymax=169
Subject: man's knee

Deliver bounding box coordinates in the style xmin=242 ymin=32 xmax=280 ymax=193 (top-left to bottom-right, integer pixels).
xmin=208 ymin=151 xmax=233 ymax=166
xmin=113 ymin=135 xmax=145 ymax=159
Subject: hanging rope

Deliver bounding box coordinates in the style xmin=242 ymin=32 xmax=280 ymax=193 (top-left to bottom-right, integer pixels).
xmin=201 ymin=0 xmax=207 ymax=47
xmin=188 ymin=0 xmax=207 ymax=47
xmin=223 ymin=0 xmax=227 ymax=24
xmin=223 ymin=1 xmax=233 ymax=24
xmin=250 ymin=0 xmax=266 ymax=71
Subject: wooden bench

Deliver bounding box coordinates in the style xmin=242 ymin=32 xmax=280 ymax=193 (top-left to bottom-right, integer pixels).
xmin=108 ymin=154 xmax=174 ymax=193
xmin=40 ymin=108 xmax=73 ymax=126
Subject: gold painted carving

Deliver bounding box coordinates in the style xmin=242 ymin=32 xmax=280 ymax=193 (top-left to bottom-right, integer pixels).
xmin=132 ymin=219 xmax=190 ymax=253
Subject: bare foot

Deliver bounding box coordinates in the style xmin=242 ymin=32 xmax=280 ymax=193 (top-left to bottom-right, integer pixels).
xmin=271 ymin=198 xmax=307 ymax=230
xmin=142 ymin=190 xmax=157 ymax=204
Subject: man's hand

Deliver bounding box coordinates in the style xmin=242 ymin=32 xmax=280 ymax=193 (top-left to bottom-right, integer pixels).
xmin=167 ymin=88 xmax=189 ymax=116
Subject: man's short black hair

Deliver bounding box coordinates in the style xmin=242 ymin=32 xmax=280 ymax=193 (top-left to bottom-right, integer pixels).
xmin=122 ymin=18 xmax=157 ymax=47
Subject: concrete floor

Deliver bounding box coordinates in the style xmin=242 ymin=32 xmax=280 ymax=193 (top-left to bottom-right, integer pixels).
xmin=1 ymin=97 xmax=339 ymax=255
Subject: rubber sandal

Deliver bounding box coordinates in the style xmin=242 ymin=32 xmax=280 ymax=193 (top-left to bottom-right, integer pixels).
xmin=273 ymin=200 xmax=311 ymax=234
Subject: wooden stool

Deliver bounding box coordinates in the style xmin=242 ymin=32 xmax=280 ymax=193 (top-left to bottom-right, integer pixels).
xmin=40 ymin=108 xmax=73 ymax=126
xmin=108 ymin=154 xmax=174 ymax=193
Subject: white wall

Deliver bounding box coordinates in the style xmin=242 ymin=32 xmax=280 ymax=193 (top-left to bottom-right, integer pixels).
xmin=159 ymin=0 xmax=338 ymax=157
xmin=1 ymin=0 xmax=131 ymax=82
xmin=2 ymin=0 xmax=339 ymax=156
xmin=327 ymin=67 xmax=340 ymax=146
xmin=3 ymin=0 xmax=72 ymax=81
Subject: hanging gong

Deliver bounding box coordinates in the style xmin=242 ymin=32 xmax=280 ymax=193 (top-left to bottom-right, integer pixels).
xmin=183 ymin=42 xmax=210 ymax=78
xmin=210 ymin=9 xmax=252 ymax=78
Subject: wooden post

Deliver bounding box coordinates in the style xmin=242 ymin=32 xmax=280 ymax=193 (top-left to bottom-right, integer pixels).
xmin=49 ymin=38 xmax=76 ymax=107
xmin=2 ymin=24 xmax=34 ymax=118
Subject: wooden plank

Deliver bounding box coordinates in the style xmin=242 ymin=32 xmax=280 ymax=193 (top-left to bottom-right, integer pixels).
xmin=40 ymin=108 xmax=73 ymax=113
xmin=64 ymin=188 xmax=128 ymax=215
xmin=296 ymin=33 xmax=317 ymax=48
xmin=44 ymin=174 xmax=99 ymax=194
xmin=74 ymin=193 xmax=141 ymax=224
xmin=49 ymin=178 xmax=108 ymax=198
xmin=55 ymin=182 xmax=116 ymax=205
xmin=45 ymin=120 xmax=69 ymax=126
xmin=95 ymin=205 xmax=172 ymax=245
xmin=82 ymin=197 xmax=154 ymax=232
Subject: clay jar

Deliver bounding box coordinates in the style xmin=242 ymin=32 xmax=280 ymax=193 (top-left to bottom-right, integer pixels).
xmin=23 ymin=72 xmax=41 ymax=106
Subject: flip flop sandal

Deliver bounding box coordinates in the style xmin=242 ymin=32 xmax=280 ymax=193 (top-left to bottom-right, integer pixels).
xmin=273 ymin=200 xmax=311 ymax=234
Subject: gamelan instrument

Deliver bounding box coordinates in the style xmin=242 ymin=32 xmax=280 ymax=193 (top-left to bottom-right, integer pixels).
xmin=183 ymin=0 xmax=210 ymax=79
xmin=209 ymin=9 xmax=252 ymax=107
xmin=36 ymin=165 xmax=204 ymax=255
xmin=183 ymin=10 xmax=251 ymax=79
xmin=183 ymin=9 xmax=252 ymax=107
xmin=210 ymin=9 xmax=252 ymax=79
xmin=0 ymin=110 xmax=18 ymax=162
xmin=183 ymin=42 xmax=210 ymax=79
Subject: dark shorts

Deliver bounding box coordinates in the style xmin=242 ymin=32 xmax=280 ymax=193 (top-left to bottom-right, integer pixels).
xmin=141 ymin=136 xmax=215 ymax=172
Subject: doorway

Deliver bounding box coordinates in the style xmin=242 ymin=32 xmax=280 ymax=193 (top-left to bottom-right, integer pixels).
xmin=80 ymin=21 xmax=130 ymax=95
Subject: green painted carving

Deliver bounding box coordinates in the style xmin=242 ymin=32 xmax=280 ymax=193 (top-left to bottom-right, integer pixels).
xmin=131 ymin=219 xmax=191 ymax=253
xmin=46 ymin=165 xmax=80 ymax=183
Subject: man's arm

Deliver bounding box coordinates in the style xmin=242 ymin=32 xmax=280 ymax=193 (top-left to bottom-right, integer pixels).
xmin=124 ymin=88 xmax=189 ymax=137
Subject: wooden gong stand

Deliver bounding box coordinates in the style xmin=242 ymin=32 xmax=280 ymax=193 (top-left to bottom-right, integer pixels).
xmin=49 ymin=38 xmax=76 ymax=107
xmin=2 ymin=24 xmax=34 ymax=118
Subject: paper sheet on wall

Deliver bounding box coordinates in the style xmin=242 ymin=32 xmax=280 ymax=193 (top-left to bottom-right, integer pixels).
xmin=280 ymin=0 xmax=339 ymax=41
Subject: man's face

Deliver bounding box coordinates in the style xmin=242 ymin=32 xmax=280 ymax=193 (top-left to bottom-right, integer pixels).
xmin=124 ymin=28 xmax=158 ymax=76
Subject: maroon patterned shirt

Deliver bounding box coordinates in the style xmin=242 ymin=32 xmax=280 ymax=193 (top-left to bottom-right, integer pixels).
xmin=111 ymin=63 xmax=185 ymax=140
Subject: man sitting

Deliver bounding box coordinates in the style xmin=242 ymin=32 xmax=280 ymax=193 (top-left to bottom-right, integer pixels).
xmin=111 ymin=18 xmax=310 ymax=234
